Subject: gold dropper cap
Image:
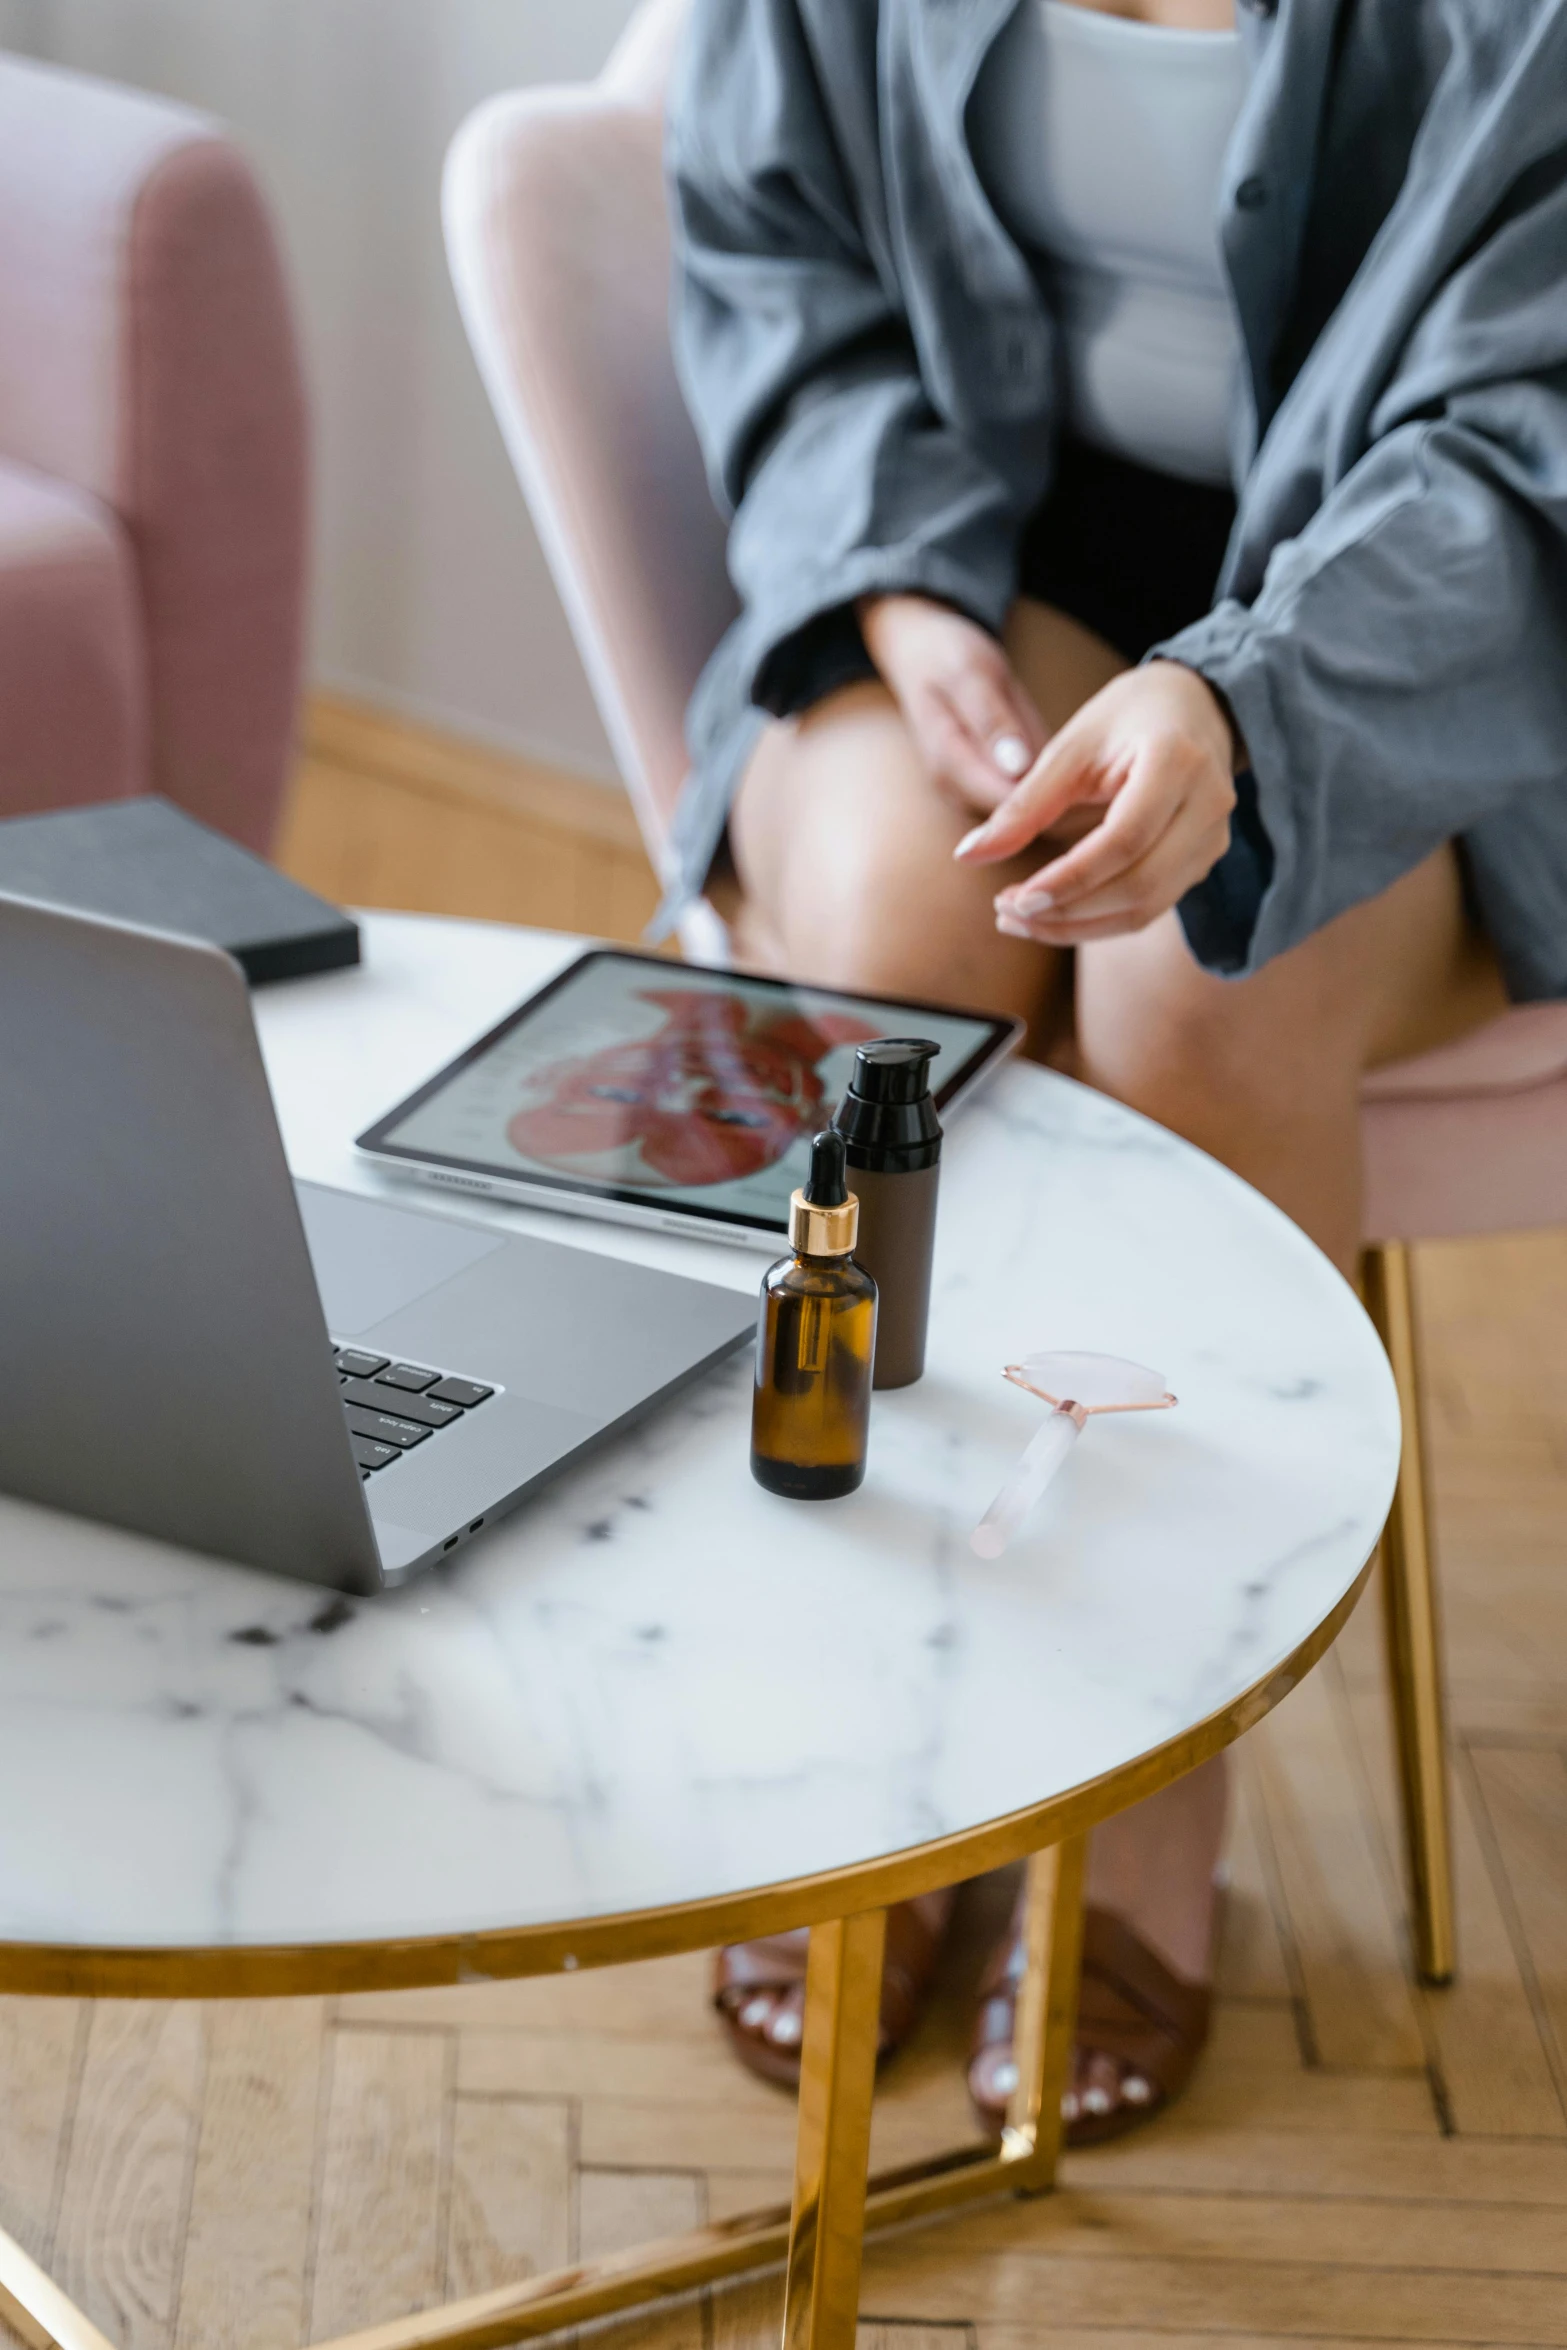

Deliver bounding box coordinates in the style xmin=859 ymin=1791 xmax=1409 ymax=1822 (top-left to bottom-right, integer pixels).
xmin=789 ymin=1130 xmax=859 ymax=1257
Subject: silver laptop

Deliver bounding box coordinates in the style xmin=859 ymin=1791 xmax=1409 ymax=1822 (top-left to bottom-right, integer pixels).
xmin=0 ymin=891 xmax=755 ymax=1592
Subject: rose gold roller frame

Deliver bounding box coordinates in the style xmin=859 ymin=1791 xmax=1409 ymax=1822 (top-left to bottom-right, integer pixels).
xmin=1003 ymin=1363 xmax=1178 ymax=1419
xmin=972 ymin=1354 xmax=1178 ymax=1559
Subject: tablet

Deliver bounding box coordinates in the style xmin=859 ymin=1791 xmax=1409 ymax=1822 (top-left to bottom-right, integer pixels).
xmin=356 ymin=947 xmax=1023 ymax=1247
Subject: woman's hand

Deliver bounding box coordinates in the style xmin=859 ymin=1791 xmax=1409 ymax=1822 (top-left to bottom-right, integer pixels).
xmin=952 ymin=661 xmax=1239 ymax=943
xmin=858 ymin=593 xmax=1046 ymax=815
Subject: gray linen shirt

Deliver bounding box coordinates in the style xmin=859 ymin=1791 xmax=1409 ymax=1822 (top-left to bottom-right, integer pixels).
xmin=663 ymin=0 xmax=1567 ymax=999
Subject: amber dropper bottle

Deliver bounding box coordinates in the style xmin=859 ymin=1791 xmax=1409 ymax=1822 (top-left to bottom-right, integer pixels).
xmin=751 ymin=1130 xmax=878 ymax=1500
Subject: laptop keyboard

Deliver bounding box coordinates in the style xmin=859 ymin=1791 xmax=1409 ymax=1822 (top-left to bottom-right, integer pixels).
xmin=332 ymin=1346 xmax=495 ymax=1479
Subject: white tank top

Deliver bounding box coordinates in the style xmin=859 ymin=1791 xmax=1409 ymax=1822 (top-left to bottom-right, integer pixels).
xmin=971 ymin=0 xmax=1246 ymax=486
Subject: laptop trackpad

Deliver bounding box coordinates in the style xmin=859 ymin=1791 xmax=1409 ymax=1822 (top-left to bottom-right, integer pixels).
xmin=295 ymin=1181 xmax=506 ymax=1336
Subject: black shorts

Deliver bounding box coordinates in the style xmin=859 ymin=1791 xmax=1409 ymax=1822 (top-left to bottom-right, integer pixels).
xmin=760 ymin=436 xmax=1237 ymax=713
xmin=1016 ymin=437 xmax=1236 ymax=665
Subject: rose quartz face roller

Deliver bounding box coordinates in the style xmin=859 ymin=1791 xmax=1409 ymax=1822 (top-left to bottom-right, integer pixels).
xmin=970 ymin=1351 xmax=1177 ymax=1559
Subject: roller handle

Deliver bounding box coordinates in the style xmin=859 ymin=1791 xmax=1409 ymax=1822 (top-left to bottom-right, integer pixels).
xmin=970 ymin=1410 xmax=1080 ymax=1558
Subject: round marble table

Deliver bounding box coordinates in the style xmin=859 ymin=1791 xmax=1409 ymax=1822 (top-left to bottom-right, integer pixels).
xmin=0 ymin=912 xmax=1401 ymax=2350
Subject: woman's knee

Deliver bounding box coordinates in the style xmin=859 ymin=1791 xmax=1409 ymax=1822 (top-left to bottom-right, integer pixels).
xmin=1077 ymin=919 xmax=1229 ymax=1094
xmin=730 ymin=684 xmax=934 ymax=973
xmin=731 ymin=681 xmax=1057 ymax=1020
xmin=1077 ymin=846 xmax=1506 ymax=1127
xmin=1075 ymin=916 xmax=1361 ymax=1130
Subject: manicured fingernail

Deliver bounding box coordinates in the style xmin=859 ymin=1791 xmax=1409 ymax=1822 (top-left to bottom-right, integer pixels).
xmin=954 ymin=824 xmax=993 ymax=858
xmin=992 ymin=733 xmax=1029 ymax=778
xmin=1014 ymin=887 xmax=1055 ymax=913
xmin=996 ymin=915 xmax=1034 ymax=939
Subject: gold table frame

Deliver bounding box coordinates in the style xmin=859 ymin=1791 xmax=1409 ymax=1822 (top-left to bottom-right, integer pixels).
xmin=0 ymin=1564 xmax=1369 ymax=2350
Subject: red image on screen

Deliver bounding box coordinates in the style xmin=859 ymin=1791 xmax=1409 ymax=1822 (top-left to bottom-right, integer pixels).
xmin=506 ymin=987 xmax=877 ymax=1188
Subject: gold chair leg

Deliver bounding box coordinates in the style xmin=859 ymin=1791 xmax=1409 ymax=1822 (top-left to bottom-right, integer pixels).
xmin=781 ymin=1907 xmax=887 ymax=2350
xmin=1001 ymin=1834 xmax=1088 ymax=2191
xmin=1362 ymin=1240 xmax=1457 ymax=1984
xmin=0 ymin=2222 xmax=118 ymax=2350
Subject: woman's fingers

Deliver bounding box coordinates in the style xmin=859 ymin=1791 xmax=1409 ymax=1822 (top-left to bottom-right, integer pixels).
xmin=995 ymin=826 xmax=1228 ymax=940
xmin=954 ymin=721 xmax=1112 ymax=864
xmin=955 ymin=661 xmax=1237 ymax=870
xmin=941 ymin=661 xmax=1046 ymax=795
xmin=997 ymin=745 xmax=1198 ymax=912
xmin=1002 ymin=734 xmax=1233 ymax=912
xmin=948 ymin=658 xmax=1046 ymax=782
xmin=994 ymin=786 xmax=1232 ymax=941
xmin=913 ymin=660 xmax=1048 ymax=814
xmin=917 ymin=692 xmax=1024 ymax=812
xmin=858 ymin=592 xmax=1050 ymax=809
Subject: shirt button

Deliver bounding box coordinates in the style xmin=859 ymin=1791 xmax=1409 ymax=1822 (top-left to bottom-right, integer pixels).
xmin=1235 ymin=175 xmax=1270 ymax=211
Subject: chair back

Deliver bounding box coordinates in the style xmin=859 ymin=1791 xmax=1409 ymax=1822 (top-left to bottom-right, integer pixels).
xmin=443 ymin=0 xmax=732 ymax=871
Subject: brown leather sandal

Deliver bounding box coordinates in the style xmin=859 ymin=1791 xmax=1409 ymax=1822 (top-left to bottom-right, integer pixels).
xmin=714 ymin=1890 xmax=955 ymax=2089
xmin=968 ymin=1899 xmax=1213 ymax=2147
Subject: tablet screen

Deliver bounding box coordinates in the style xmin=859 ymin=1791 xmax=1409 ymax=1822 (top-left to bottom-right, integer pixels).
xmin=357 ymin=948 xmax=1019 ymax=1234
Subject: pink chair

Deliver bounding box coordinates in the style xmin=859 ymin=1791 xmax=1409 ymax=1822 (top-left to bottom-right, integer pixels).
xmin=444 ymin=0 xmax=1567 ymax=1984
xmin=0 ymin=53 xmax=309 ymax=853
xmin=1359 ymin=1010 xmax=1567 ymax=1980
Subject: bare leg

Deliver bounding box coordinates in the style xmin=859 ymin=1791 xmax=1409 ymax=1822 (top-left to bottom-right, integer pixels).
xmin=723 ymin=611 xmax=1124 ymax=2079
xmin=719 ymin=631 xmax=1072 ymax=2071
xmin=730 ymin=682 xmax=1057 ymax=1036
xmin=1074 ymin=846 xmax=1509 ymax=1277
xmin=727 ymin=608 xmax=1231 ymax=2115
xmin=1068 ymin=733 xmax=1507 ymax=2119
xmin=723 ymin=599 xmax=1507 ymax=2127
xmin=728 ymin=601 xmax=1123 ymax=1036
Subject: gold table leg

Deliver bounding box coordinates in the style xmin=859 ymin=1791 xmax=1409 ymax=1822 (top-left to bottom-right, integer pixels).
xmin=1362 ymin=1241 xmax=1457 ymax=1984
xmin=1000 ymin=1834 xmax=1088 ymax=2190
xmin=0 ymin=2221 xmax=117 ymax=2350
xmin=1 ymin=1840 xmax=1090 ymax=2350
xmin=782 ymin=1907 xmax=887 ymax=2350
xmin=300 ymin=1840 xmax=1094 ymax=2350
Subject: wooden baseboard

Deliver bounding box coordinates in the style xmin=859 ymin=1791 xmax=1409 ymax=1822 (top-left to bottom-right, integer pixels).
xmin=302 ymin=693 xmax=647 ymax=854
xmin=279 ymin=693 xmax=661 ymax=944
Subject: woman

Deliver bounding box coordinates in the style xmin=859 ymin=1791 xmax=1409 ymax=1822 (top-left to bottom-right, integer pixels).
xmin=664 ymin=0 xmax=1567 ymax=2140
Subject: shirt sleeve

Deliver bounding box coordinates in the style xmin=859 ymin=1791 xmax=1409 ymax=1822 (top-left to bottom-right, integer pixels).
xmin=668 ymin=0 xmax=1044 ymax=710
xmin=1160 ymin=144 xmax=1567 ymax=980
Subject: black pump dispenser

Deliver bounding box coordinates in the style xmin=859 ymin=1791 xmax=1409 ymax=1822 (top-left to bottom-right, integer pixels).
xmin=834 ymin=1040 xmax=942 ymax=1170
xmin=831 ymin=1039 xmax=942 ymax=1389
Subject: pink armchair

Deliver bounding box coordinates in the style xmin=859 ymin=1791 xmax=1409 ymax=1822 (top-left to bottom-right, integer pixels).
xmin=444 ymin=0 xmax=1567 ymax=1987
xmin=0 ymin=52 xmax=308 ymax=852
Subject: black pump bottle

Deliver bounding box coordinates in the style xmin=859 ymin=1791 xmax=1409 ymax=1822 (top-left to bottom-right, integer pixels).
xmin=831 ymin=1039 xmax=941 ymax=1388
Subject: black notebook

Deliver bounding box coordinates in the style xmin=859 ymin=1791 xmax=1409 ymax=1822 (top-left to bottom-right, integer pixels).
xmin=0 ymin=796 xmax=359 ymax=985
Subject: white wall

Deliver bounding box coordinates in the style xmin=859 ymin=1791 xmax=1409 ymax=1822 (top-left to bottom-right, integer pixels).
xmin=0 ymin=0 xmax=645 ymax=780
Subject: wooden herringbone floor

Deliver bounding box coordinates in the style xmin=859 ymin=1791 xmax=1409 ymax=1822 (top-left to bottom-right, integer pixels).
xmin=3 ymin=707 xmax=1563 ymax=2350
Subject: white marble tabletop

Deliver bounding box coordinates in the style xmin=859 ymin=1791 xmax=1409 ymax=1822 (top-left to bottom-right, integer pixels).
xmin=0 ymin=914 xmax=1398 ymax=1960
